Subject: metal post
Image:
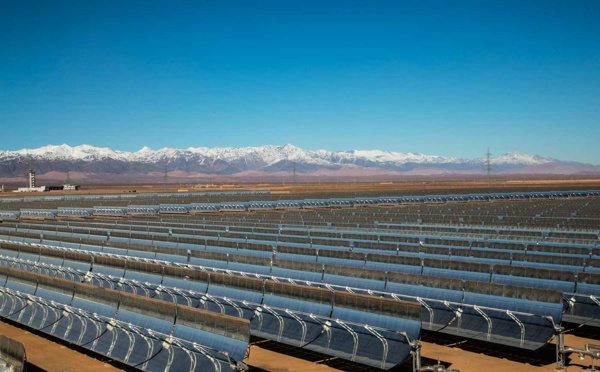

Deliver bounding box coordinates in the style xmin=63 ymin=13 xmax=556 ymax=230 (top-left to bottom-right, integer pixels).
xmin=413 ymin=340 xmax=422 ymax=372
xmin=556 ymin=328 xmax=565 ymax=370
xmin=554 ymin=321 xmax=600 ymax=370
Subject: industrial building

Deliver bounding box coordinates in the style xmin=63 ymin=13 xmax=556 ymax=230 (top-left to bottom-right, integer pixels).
xmin=13 ymin=169 xmax=80 ymax=192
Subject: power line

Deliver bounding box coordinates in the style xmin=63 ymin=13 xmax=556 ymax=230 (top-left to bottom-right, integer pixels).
xmin=485 ymin=147 xmax=492 ymax=187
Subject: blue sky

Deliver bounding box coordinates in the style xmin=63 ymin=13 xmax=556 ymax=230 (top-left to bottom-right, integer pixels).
xmin=1 ymin=0 xmax=599 ymax=163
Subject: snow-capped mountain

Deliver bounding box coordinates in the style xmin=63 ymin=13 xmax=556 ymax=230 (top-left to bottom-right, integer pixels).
xmin=491 ymin=152 xmax=554 ymax=165
xmin=0 ymin=144 xmax=597 ymax=182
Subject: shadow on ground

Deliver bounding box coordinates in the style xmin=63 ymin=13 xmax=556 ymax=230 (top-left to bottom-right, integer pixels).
xmin=420 ymin=330 xmax=557 ymax=367
xmin=248 ymin=337 xmax=454 ymax=372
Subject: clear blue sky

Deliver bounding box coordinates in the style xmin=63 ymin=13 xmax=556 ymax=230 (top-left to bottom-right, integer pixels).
xmin=1 ymin=0 xmax=599 ymax=163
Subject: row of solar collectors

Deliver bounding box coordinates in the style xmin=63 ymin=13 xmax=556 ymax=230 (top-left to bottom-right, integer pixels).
xmin=5 ymin=221 xmax=596 ymax=275
xmin=22 ymin=228 xmax=600 ymax=327
xmin=0 ymin=264 xmax=250 ymax=371
xmin=2 ymin=189 xmax=599 ymax=219
xmin=0 ymin=190 xmax=270 ymax=204
xmin=205 ymin=208 xmax=600 ymax=232
xmin=61 ymin=213 xmax=597 ymax=249
xmin=242 ymin=197 xmax=600 ymax=218
xmin=4 ymin=207 xmax=599 ymax=252
xmin=117 ymin=197 xmax=600 ymax=234
xmin=0 ymin=243 xmax=422 ymax=370
xmin=1 ymin=223 xmax=598 ymax=286
xmin=188 ymin=196 xmax=600 ymax=229
xmin=3 ymin=191 xmax=600 ymax=233
xmin=9 ymin=217 xmax=598 ymax=247
xmin=0 ymin=194 xmax=287 ymax=212
xmin=367 ymin=222 xmax=600 ymax=242
xmin=3 ymin=201 xmax=600 ymax=233
xmin=2 ymin=222 xmax=597 ymax=329
xmin=319 ymin=202 xmax=599 ymax=220
xmin=2 ymin=187 xmax=595 ymax=209
xmin=17 ymin=217 xmax=600 ymax=257
xmin=0 ymin=240 xmax=564 ymax=353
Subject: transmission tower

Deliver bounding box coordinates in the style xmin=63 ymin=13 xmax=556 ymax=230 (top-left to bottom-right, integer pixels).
xmin=485 ymin=147 xmax=492 ymax=187
xmin=292 ymin=161 xmax=297 ymax=185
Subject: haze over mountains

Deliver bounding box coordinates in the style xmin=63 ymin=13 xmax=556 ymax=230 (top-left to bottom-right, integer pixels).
xmin=1 ymin=144 xmax=598 ymax=183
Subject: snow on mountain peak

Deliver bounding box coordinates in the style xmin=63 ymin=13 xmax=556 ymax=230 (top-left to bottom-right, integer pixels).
xmin=9 ymin=144 xmax=133 ymax=162
xmin=492 ymin=152 xmax=554 ymax=165
xmin=0 ymin=144 xmax=575 ymax=176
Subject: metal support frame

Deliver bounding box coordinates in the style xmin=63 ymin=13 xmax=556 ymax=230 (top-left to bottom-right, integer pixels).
xmin=285 ymin=309 xmax=307 ymax=345
xmin=397 ymin=331 xmax=422 ymax=372
xmin=591 ymin=295 xmax=600 ymax=308
xmin=397 ymin=331 xmax=460 ymax=372
xmin=203 ymin=294 xmax=225 ymax=314
xmin=365 ymin=324 xmax=389 ymax=369
xmin=106 ymin=320 xmax=120 ymax=356
xmin=193 ymin=343 xmax=223 ymax=372
xmin=506 ymin=310 xmax=525 ymax=347
xmin=550 ymin=316 xmax=600 ymax=371
xmin=171 ymin=339 xmax=198 ymax=371
xmin=443 ymin=301 xmax=462 ymax=330
xmin=262 ymin=305 xmax=285 ymax=342
xmin=417 ymin=297 xmax=434 ymax=330
xmin=63 ymin=306 xmax=77 ymax=338
xmin=222 ymin=297 xmax=244 ymax=318
xmin=73 ymin=312 xmax=89 ymax=345
xmin=474 ymin=306 xmax=492 ymax=341
xmin=309 ymin=315 xmax=332 ymax=352
xmin=335 ymin=319 xmax=359 ymax=362
xmin=25 ymin=296 xmax=39 ymax=326
xmin=163 ymin=336 xmax=176 ymax=372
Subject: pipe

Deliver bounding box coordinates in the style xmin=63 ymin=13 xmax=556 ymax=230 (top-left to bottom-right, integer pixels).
xmin=588 ymin=344 xmax=600 ymax=352
xmin=588 ymin=344 xmax=600 ymax=371
xmin=555 ymin=324 xmax=600 ymax=370
xmin=560 ymin=346 xmax=600 ymax=359
xmin=418 ymin=364 xmax=460 ymax=372
xmin=396 ymin=331 xmax=460 ymax=372
xmin=396 ymin=331 xmax=422 ymax=372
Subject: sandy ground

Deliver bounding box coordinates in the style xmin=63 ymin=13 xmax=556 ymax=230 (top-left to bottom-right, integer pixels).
xmin=416 ymin=335 xmax=595 ymax=372
xmin=0 ymin=320 xmax=124 ymax=371
xmin=246 ymin=331 xmax=600 ymax=372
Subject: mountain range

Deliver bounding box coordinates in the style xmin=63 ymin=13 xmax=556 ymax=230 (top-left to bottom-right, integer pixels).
xmin=1 ymin=144 xmax=598 ymax=184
